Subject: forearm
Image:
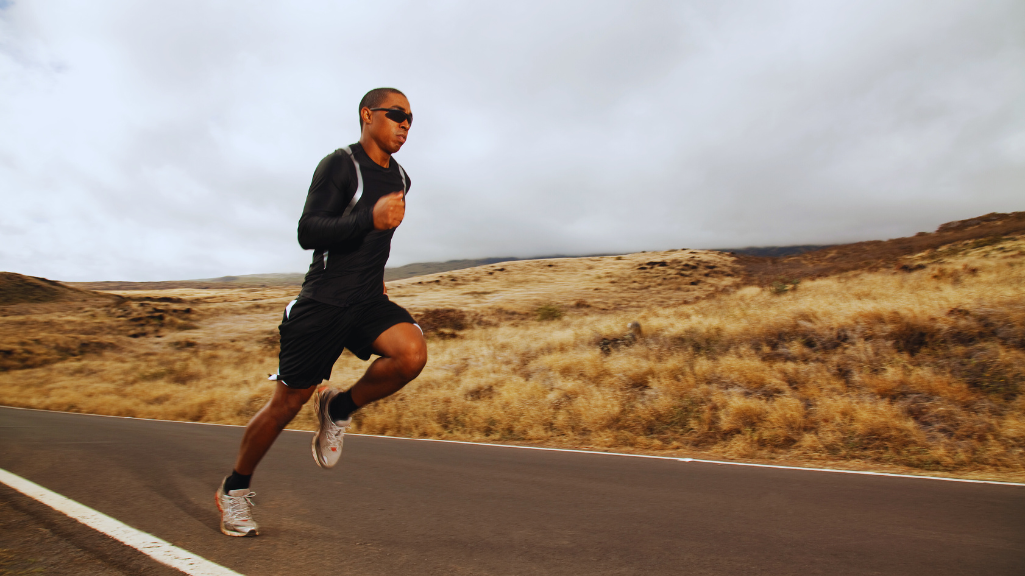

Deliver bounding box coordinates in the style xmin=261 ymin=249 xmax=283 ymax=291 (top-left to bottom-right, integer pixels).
xmin=297 ymin=209 xmax=374 ymax=250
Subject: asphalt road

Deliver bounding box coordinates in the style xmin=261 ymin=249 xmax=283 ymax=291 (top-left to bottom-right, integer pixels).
xmin=0 ymin=406 xmax=1022 ymax=576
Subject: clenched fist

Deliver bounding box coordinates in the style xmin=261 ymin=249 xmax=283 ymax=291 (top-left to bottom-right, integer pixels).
xmin=373 ymin=191 xmax=405 ymax=230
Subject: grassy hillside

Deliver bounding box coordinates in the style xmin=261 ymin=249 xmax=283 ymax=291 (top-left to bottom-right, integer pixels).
xmin=357 ymin=236 xmax=1025 ymax=474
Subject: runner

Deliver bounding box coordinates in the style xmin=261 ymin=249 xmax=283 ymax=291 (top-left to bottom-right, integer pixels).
xmin=216 ymin=88 xmax=427 ymax=537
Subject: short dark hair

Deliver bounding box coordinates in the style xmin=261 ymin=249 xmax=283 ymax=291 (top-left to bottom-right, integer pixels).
xmin=359 ymin=87 xmax=406 ymax=130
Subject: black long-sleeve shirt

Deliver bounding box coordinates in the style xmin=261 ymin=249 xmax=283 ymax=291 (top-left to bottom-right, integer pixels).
xmin=297 ymin=143 xmax=410 ymax=307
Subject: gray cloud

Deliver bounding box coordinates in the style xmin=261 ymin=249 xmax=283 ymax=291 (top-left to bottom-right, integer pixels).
xmin=1 ymin=0 xmax=1022 ymax=281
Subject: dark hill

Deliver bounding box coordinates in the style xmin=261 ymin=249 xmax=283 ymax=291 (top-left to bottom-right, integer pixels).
xmin=384 ymin=257 xmax=522 ymax=281
xmin=736 ymin=211 xmax=1025 ymax=283
xmin=0 ymin=272 xmax=112 ymax=306
xmin=720 ymin=245 xmax=836 ymax=258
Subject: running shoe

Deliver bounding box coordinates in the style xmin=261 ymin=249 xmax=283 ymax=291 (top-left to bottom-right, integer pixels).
xmin=215 ymin=479 xmax=259 ymax=537
xmin=312 ymin=387 xmax=352 ymax=469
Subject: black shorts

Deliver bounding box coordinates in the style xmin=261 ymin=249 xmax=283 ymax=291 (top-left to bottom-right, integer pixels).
xmin=271 ymin=296 xmax=418 ymax=389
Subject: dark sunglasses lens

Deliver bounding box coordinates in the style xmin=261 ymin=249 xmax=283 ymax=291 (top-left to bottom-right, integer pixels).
xmin=384 ymin=109 xmax=412 ymax=126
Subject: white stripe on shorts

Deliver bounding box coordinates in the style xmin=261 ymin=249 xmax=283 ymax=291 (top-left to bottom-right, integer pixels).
xmin=269 ymin=299 xmax=299 ymax=382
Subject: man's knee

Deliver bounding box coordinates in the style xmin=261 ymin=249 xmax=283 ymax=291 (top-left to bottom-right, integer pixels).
xmin=268 ymin=386 xmax=312 ymax=424
xmin=395 ymin=336 xmax=427 ymax=381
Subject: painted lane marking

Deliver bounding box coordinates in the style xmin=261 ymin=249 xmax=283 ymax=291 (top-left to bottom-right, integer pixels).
xmin=0 ymin=405 xmax=246 ymax=428
xmin=3 ymin=405 xmax=1023 ymax=487
xmin=354 ymin=434 xmax=1025 ymax=487
xmin=0 ymin=467 xmax=241 ymax=576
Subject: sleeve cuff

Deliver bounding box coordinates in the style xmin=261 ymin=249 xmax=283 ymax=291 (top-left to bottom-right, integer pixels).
xmin=358 ymin=208 xmax=374 ymax=231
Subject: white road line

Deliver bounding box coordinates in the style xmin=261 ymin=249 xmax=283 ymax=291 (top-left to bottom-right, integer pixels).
xmin=4 ymin=405 xmax=1024 ymax=486
xmin=0 ymin=467 xmax=241 ymax=576
xmin=356 ymin=434 xmax=1025 ymax=487
xmin=0 ymin=405 xmax=245 ymax=428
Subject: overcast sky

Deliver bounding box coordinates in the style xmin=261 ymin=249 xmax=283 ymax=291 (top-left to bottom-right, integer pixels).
xmin=1 ymin=1 xmax=1022 ymax=281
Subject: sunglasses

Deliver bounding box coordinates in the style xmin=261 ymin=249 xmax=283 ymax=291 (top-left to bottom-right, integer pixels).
xmin=369 ymin=107 xmax=413 ymax=126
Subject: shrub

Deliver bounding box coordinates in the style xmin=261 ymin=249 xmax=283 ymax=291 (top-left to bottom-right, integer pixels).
xmin=769 ymin=278 xmax=800 ymax=295
xmin=536 ymin=303 xmax=563 ymax=321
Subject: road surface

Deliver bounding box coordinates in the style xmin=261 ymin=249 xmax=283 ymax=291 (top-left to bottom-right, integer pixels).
xmin=1 ymin=406 xmax=1022 ymax=575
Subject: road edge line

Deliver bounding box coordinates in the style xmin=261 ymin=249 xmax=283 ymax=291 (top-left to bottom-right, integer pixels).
xmin=4 ymin=405 xmax=1023 ymax=487
xmin=0 ymin=467 xmax=242 ymax=576
xmin=0 ymin=405 xmax=244 ymax=428
xmin=354 ymin=434 xmax=1025 ymax=487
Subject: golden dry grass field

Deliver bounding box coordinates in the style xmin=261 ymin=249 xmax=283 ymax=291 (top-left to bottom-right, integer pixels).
xmin=2 ymin=222 xmax=1024 ymax=482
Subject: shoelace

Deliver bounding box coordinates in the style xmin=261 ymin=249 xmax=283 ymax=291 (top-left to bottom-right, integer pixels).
xmin=225 ymin=492 xmax=256 ymax=522
xmin=325 ymin=421 xmax=347 ymax=446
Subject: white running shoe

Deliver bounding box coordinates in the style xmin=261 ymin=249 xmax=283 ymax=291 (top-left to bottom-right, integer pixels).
xmin=312 ymin=387 xmax=351 ymax=469
xmin=215 ymin=480 xmax=259 ymax=537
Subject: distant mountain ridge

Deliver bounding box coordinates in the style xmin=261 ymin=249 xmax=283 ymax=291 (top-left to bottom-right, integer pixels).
xmin=65 ymin=254 xmax=619 ymax=290
xmin=47 ymin=211 xmax=1025 ymax=291
xmin=384 ymin=258 xmax=522 ymax=281
xmin=721 ymin=245 xmax=835 ymax=258
xmin=64 ymin=248 xmax=830 ymax=291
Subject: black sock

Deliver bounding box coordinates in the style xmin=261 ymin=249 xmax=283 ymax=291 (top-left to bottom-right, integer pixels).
xmin=328 ymin=390 xmax=360 ymax=422
xmin=223 ymin=470 xmax=251 ymax=492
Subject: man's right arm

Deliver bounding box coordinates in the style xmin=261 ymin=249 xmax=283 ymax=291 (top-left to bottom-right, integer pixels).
xmin=297 ymin=153 xmax=374 ymax=250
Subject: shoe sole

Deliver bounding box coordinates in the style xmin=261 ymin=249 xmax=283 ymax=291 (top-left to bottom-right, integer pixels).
xmin=215 ymin=490 xmax=259 ymax=537
xmin=311 ymin=387 xmax=333 ymax=469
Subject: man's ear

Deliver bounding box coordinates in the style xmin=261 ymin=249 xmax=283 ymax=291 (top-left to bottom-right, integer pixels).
xmin=361 ymin=107 xmax=372 ymax=126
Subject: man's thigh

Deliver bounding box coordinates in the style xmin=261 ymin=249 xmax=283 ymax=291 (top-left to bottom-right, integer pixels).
xmin=345 ymin=297 xmax=420 ymax=360
xmin=371 ymin=322 xmax=426 ymax=359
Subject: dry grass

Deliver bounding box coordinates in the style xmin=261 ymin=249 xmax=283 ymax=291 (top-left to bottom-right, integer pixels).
xmin=1 ymin=236 xmax=1023 ymax=481
xmin=352 ymin=236 xmax=1025 ymax=476
xmin=0 ymin=288 xmax=294 ymax=423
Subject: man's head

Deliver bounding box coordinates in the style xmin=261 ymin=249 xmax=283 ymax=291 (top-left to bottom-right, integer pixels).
xmin=359 ymin=88 xmax=411 ymax=155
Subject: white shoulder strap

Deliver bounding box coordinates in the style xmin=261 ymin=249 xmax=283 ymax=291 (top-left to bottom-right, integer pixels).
xmin=396 ymin=163 xmax=408 ymax=195
xmin=339 ymin=146 xmax=364 ymax=217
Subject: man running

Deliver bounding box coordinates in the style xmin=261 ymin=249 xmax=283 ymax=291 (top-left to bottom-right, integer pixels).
xmin=216 ymin=87 xmax=427 ymax=537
